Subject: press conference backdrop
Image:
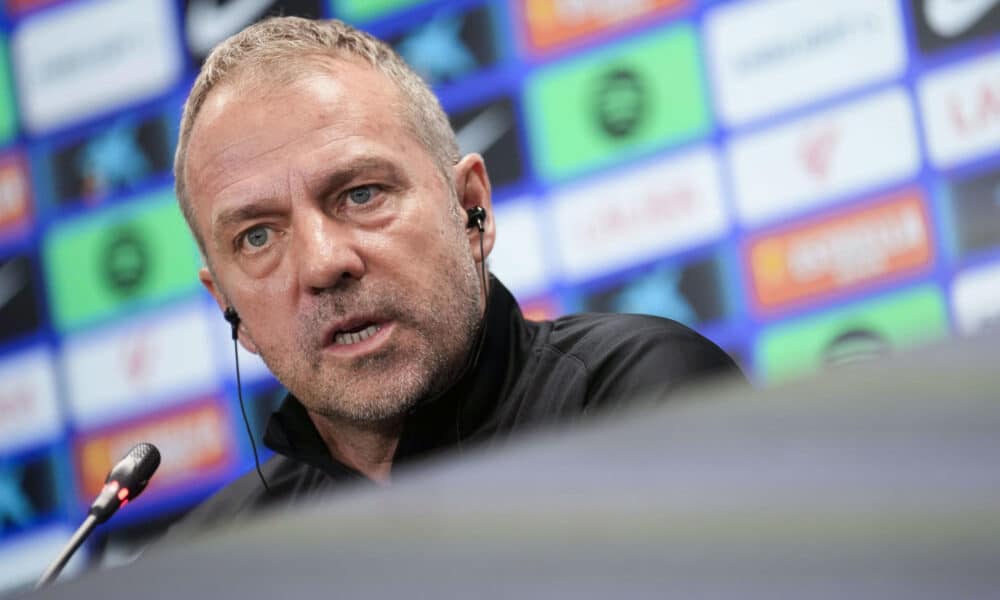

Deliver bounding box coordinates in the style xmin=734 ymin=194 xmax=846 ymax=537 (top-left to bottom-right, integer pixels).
xmin=1 ymin=0 xmax=999 ymax=592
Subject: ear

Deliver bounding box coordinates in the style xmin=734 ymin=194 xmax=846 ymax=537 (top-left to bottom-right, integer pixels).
xmin=453 ymin=153 xmax=495 ymax=263
xmin=199 ymin=266 xmax=260 ymax=355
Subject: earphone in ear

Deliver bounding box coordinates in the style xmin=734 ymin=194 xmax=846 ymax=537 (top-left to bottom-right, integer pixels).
xmin=466 ymin=206 xmax=486 ymax=232
xmin=223 ymin=307 xmax=240 ymax=340
xmin=464 ymin=206 xmax=490 ymax=303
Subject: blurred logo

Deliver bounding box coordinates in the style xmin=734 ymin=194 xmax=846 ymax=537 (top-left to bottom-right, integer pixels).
xmin=4 ymin=0 xmax=61 ymax=15
xmin=391 ymin=4 xmax=499 ymax=88
xmin=821 ymin=328 xmax=892 ymax=368
xmin=755 ymin=285 xmax=949 ymax=383
xmin=62 ymin=301 xmax=218 ymax=429
xmin=0 ymin=455 xmax=60 ymax=536
xmin=47 ymin=112 xmax=173 ymax=208
xmin=951 ymin=262 xmax=1000 ymax=335
xmin=551 ymin=147 xmax=728 ymax=282
xmin=521 ymin=0 xmax=687 ymax=55
xmin=913 ymin=0 xmax=1000 ymax=54
xmin=12 ymin=0 xmax=182 ymax=134
xmin=799 ymin=124 xmax=839 ymax=182
xmin=748 ymin=189 xmax=933 ymax=313
xmin=706 ymin=0 xmax=906 ymax=125
xmin=0 ymin=153 xmax=32 ymax=237
xmin=0 ymin=255 xmax=42 ymax=344
xmin=100 ymin=227 xmax=150 ymax=296
xmin=397 ymin=15 xmax=476 ymax=83
xmin=945 ymin=163 xmax=1000 ymax=258
xmin=0 ymin=348 xmax=61 ymax=455
xmin=594 ymin=67 xmax=647 ymax=138
xmin=42 ymin=190 xmax=200 ymax=333
xmin=524 ymin=24 xmax=709 ymax=182
xmin=184 ymin=0 xmax=323 ymax=63
xmin=450 ymin=96 xmax=524 ymax=189
xmin=75 ymin=398 xmax=235 ymax=501
xmin=728 ymin=87 xmax=919 ymax=226
xmin=918 ymin=53 xmax=1000 ymax=169
xmin=0 ymin=465 xmax=31 ymax=532
xmin=577 ymin=255 xmax=727 ymax=327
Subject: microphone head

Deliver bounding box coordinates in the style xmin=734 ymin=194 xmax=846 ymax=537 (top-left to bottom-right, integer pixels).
xmin=106 ymin=442 xmax=161 ymax=500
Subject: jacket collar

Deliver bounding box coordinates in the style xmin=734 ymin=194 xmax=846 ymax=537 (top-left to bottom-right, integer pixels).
xmin=262 ymin=277 xmax=527 ymax=476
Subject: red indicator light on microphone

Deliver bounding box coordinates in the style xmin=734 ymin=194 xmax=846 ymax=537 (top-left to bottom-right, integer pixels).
xmin=117 ymin=488 xmax=130 ymax=501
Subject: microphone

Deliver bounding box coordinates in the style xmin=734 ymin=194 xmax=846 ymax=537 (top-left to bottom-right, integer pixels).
xmin=35 ymin=443 xmax=161 ymax=589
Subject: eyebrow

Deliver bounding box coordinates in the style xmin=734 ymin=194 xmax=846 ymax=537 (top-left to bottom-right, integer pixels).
xmin=310 ymin=156 xmax=407 ymax=199
xmin=213 ymin=202 xmax=282 ymax=237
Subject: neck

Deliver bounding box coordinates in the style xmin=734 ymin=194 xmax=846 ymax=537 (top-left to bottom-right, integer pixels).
xmin=307 ymin=411 xmax=403 ymax=483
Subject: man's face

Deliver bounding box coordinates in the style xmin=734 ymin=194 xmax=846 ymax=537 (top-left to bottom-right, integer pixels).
xmin=184 ymin=59 xmax=492 ymax=422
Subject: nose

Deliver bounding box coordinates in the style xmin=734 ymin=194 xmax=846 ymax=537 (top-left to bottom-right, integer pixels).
xmin=293 ymin=207 xmax=366 ymax=293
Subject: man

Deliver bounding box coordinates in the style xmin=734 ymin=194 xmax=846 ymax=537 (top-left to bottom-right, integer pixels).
xmin=168 ymin=16 xmax=741 ymax=534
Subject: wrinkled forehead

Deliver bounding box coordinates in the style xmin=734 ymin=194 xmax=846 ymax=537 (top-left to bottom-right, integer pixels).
xmin=184 ymin=59 xmax=415 ymax=191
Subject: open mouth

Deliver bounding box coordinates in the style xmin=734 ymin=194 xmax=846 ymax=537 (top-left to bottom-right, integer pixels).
xmin=332 ymin=322 xmax=382 ymax=346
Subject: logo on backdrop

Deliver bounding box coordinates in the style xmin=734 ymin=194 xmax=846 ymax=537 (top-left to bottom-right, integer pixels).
xmin=62 ymin=301 xmax=218 ymax=428
xmin=450 ymin=95 xmax=524 ymax=190
xmin=184 ymin=0 xmax=323 ymax=63
xmin=799 ymin=125 xmax=839 ymax=182
xmin=952 ymin=261 xmax=1000 ymax=335
xmin=550 ymin=147 xmax=728 ymax=282
xmin=12 ymin=0 xmax=182 ymax=135
xmin=577 ymin=254 xmax=728 ymax=328
xmin=391 ymin=3 xmax=499 ymax=88
xmin=705 ymin=0 xmax=906 ymax=126
xmin=754 ymin=285 xmax=949 ymax=382
xmin=918 ymin=52 xmax=1000 ymax=169
xmin=100 ymin=227 xmax=150 ymax=296
xmin=74 ymin=398 xmax=236 ymax=502
xmin=0 ymin=348 xmax=61 ymax=455
xmin=4 ymin=0 xmax=60 ymax=15
xmin=520 ymin=0 xmax=687 ymax=55
xmin=727 ymin=87 xmax=920 ymax=227
xmin=47 ymin=111 xmax=173 ymax=208
xmin=945 ymin=163 xmax=1000 ymax=258
xmin=0 ymin=255 xmax=42 ymax=344
xmin=0 ymin=455 xmax=59 ymax=536
xmin=0 ymin=153 xmax=32 ymax=238
xmin=821 ymin=328 xmax=892 ymax=368
xmin=523 ymin=24 xmax=709 ymax=182
xmin=42 ymin=190 xmax=200 ymax=333
xmin=747 ymin=188 xmax=933 ymax=314
xmin=912 ymin=0 xmax=1000 ymax=54
xmin=594 ymin=67 xmax=647 ymax=138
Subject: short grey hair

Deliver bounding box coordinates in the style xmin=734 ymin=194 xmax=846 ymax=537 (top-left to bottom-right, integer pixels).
xmin=174 ymin=16 xmax=461 ymax=252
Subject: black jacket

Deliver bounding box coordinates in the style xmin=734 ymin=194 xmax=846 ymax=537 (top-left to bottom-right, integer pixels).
xmin=162 ymin=278 xmax=741 ymax=541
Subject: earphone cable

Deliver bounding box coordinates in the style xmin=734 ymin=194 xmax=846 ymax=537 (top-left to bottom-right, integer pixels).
xmin=233 ymin=338 xmax=271 ymax=494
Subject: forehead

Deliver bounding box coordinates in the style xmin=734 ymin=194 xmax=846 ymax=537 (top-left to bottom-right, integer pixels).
xmin=183 ymin=58 xmax=420 ymax=202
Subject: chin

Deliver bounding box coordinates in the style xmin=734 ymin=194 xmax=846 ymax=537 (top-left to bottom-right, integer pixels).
xmin=313 ymin=369 xmax=430 ymax=423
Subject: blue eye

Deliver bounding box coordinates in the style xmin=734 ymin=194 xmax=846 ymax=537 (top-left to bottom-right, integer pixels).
xmin=245 ymin=226 xmax=269 ymax=248
xmin=348 ymin=186 xmax=373 ymax=205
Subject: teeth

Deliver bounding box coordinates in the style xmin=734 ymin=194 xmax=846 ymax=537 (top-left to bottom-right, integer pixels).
xmin=334 ymin=324 xmax=380 ymax=346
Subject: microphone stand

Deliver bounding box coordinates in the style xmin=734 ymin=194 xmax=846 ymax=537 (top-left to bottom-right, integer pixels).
xmin=34 ymin=514 xmax=97 ymax=589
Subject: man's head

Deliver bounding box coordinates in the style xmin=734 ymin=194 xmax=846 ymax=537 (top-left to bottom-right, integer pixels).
xmin=175 ymin=17 xmax=495 ymax=424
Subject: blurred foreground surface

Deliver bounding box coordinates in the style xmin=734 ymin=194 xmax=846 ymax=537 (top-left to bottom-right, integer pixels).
xmin=27 ymin=332 xmax=1000 ymax=599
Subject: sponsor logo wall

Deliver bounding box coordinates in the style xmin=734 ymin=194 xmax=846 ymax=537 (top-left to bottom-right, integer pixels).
xmin=1 ymin=0 xmax=999 ymax=589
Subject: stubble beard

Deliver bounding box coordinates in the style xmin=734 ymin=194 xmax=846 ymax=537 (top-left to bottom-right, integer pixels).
xmin=259 ymin=230 xmax=484 ymax=425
